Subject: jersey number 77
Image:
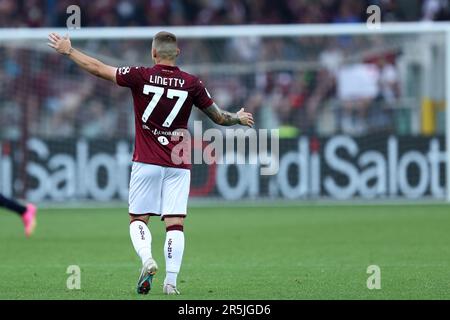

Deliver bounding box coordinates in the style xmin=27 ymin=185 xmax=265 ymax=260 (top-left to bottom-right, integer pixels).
xmin=141 ymin=84 xmax=188 ymax=127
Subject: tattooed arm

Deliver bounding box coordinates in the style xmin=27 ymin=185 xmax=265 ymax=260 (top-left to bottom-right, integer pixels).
xmin=202 ymin=103 xmax=254 ymax=127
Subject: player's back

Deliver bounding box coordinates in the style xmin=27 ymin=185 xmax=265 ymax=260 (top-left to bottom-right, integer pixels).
xmin=116 ymin=64 xmax=213 ymax=169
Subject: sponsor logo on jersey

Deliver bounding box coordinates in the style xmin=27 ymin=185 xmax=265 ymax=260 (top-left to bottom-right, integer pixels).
xmin=153 ymin=128 xmax=184 ymax=137
xmin=118 ymin=66 xmax=130 ymax=75
xmin=158 ymin=136 xmax=169 ymax=146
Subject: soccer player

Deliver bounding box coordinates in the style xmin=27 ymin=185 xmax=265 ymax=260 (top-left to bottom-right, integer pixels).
xmin=0 ymin=193 xmax=37 ymax=237
xmin=48 ymin=31 xmax=254 ymax=295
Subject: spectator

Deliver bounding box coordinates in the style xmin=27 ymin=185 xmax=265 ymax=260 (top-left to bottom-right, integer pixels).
xmin=0 ymin=0 xmax=442 ymax=29
xmin=378 ymin=57 xmax=399 ymax=105
xmin=0 ymin=0 xmax=432 ymax=139
xmin=337 ymin=61 xmax=380 ymax=134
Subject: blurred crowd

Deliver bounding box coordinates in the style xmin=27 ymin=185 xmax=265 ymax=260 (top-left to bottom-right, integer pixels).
xmin=0 ymin=0 xmax=447 ymax=140
xmin=0 ymin=35 xmax=405 ymax=139
xmin=1 ymin=0 xmax=450 ymax=28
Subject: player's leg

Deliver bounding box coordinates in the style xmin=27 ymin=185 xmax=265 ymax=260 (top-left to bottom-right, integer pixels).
xmin=163 ymin=216 xmax=185 ymax=295
xmin=129 ymin=214 xmax=153 ymax=265
xmin=0 ymin=193 xmax=37 ymax=237
xmin=128 ymin=162 xmax=163 ymax=294
xmin=129 ymin=213 xmax=158 ymax=294
xmin=161 ymin=167 xmax=190 ymax=295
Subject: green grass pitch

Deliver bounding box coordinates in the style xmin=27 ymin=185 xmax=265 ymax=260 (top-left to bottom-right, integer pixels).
xmin=1 ymin=204 xmax=450 ymax=299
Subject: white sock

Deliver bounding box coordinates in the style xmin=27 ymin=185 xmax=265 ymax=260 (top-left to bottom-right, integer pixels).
xmin=130 ymin=220 xmax=152 ymax=265
xmin=164 ymin=226 xmax=185 ymax=287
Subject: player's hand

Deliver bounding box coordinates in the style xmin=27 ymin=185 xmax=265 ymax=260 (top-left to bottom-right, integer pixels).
xmin=47 ymin=33 xmax=73 ymax=55
xmin=237 ymin=108 xmax=254 ymax=127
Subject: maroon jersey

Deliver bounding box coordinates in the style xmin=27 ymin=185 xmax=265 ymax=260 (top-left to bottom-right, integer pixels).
xmin=116 ymin=64 xmax=213 ymax=169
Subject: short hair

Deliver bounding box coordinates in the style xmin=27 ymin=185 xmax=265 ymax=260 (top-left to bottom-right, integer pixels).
xmin=152 ymin=31 xmax=178 ymax=60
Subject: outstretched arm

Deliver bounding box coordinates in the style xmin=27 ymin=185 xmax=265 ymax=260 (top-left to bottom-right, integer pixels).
xmin=47 ymin=33 xmax=117 ymax=83
xmin=202 ymin=103 xmax=254 ymax=127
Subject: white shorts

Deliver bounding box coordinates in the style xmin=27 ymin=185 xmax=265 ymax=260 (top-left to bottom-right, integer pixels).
xmin=129 ymin=162 xmax=190 ymax=219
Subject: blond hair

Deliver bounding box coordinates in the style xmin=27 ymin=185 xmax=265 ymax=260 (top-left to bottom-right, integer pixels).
xmin=152 ymin=31 xmax=178 ymax=60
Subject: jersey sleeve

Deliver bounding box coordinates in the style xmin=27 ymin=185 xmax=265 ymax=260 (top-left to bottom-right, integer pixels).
xmin=193 ymin=79 xmax=214 ymax=110
xmin=116 ymin=66 xmax=142 ymax=88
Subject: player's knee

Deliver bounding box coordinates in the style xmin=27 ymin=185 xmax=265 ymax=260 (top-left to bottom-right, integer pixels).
xmin=129 ymin=213 xmax=150 ymax=224
xmin=164 ymin=216 xmax=184 ymax=227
